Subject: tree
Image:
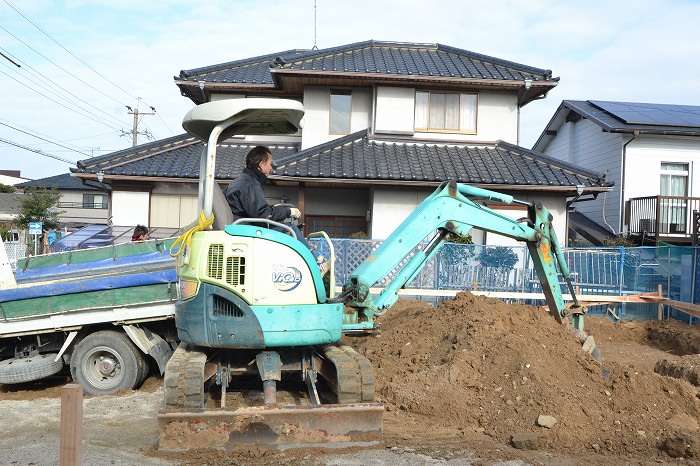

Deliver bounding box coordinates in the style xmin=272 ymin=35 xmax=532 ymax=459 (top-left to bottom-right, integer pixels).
xmin=477 ymin=246 xmax=519 ymax=288
xmin=15 ymin=187 xmax=63 ymax=230
xmin=478 ymin=246 xmax=518 ymax=269
xmin=0 ymin=183 xmax=15 ymax=193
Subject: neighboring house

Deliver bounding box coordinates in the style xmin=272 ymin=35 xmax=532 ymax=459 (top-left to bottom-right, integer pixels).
xmin=0 ymin=170 xmax=29 ymax=186
xmin=16 ymin=173 xmax=110 ymax=227
xmin=0 ymin=192 xmax=21 ymax=226
xmin=533 ymin=100 xmax=700 ymax=245
xmin=71 ymin=40 xmax=613 ymax=245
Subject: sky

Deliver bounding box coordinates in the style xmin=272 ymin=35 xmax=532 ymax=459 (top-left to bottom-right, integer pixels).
xmin=1 ymin=0 xmax=699 ymax=181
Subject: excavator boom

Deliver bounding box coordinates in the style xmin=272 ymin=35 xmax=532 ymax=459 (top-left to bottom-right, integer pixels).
xmin=340 ymin=180 xmax=582 ymax=331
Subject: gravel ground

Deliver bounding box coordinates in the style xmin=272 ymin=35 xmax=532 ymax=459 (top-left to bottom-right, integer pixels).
xmin=0 ymin=388 xmax=177 ymax=466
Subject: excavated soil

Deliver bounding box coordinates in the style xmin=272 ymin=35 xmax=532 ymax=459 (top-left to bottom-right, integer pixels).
xmin=2 ymin=293 xmax=700 ymax=465
xmin=349 ymin=293 xmax=700 ymax=463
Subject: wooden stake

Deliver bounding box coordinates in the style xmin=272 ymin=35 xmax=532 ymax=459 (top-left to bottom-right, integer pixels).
xmin=657 ymin=283 xmax=664 ymax=321
xmin=60 ymin=384 xmax=83 ymax=466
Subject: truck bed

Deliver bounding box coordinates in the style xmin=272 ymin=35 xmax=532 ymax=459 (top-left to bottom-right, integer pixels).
xmin=0 ymin=238 xmax=178 ymax=337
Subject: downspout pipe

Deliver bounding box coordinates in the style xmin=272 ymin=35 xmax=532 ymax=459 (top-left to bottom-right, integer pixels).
xmin=602 ymin=133 xmax=636 ymax=235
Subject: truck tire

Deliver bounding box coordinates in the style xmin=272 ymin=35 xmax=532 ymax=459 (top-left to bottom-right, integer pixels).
xmin=70 ymin=331 xmax=145 ymax=395
xmin=0 ymin=353 xmax=64 ymax=384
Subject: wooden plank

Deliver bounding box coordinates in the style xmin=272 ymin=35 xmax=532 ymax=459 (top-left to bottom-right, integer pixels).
xmin=60 ymin=384 xmax=83 ymax=466
xmin=650 ymin=299 xmax=700 ymax=319
xmin=360 ymin=287 xmax=662 ymax=303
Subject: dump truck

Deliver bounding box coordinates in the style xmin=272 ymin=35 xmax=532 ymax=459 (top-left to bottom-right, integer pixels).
xmin=157 ymin=98 xmax=591 ymax=449
xmin=0 ymin=235 xmax=179 ymax=395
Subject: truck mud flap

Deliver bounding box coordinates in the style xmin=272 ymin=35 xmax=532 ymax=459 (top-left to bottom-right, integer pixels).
xmin=157 ymin=402 xmax=384 ymax=449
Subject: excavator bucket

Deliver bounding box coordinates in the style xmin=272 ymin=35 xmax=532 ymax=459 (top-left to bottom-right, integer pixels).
xmin=157 ymin=403 xmax=384 ymax=449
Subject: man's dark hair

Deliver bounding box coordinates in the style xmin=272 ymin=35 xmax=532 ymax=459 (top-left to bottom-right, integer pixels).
xmin=132 ymin=224 xmax=148 ymax=240
xmin=246 ymin=146 xmax=272 ymax=170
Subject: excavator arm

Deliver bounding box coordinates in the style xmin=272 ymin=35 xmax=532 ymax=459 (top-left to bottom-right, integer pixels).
xmin=339 ymin=181 xmax=584 ymax=332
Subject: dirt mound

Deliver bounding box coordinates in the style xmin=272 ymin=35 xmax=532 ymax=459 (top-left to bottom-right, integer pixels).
xmin=351 ymin=292 xmax=700 ymax=460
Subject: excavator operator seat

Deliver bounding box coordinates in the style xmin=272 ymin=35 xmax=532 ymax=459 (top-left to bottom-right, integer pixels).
xmin=212 ymin=182 xmax=234 ymax=230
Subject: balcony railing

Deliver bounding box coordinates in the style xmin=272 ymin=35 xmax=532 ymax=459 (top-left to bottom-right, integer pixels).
xmin=627 ymin=195 xmax=700 ymax=244
xmin=57 ymin=201 xmax=108 ymax=209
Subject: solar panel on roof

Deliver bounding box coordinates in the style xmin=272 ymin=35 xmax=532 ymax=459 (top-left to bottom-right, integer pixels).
xmin=590 ymin=101 xmax=700 ymax=128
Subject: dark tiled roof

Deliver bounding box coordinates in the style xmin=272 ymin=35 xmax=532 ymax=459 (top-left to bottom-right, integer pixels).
xmin=16 ymin=173 xmax=106 ymax=191
xmin=273 ymin=130 xmax=611 ymax=188
xmin=176 ymin=41 xmax=557 ymax=105
xmin=72 ymin=132 xmax=610 ymax=190
xmin=72 ymin=134 xmax=300 ymax=180
xmin=275 ymin=41 xmax=552 ymax=80
xmin=177 ymin=49 xmax=311 ymax=85
xmin=0 ymin=192 xmax=21 ymax=212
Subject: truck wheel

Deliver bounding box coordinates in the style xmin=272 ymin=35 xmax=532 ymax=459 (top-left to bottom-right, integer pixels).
xmin=70 ymin=331 xmax=145 ymax=395
xmin=0 ymin=353 xmax=64 ymax=384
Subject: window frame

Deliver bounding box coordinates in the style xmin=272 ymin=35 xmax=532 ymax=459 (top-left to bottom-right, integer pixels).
xmin=329 ymin=89 xmax=352 ymax=135
xmin=82 ymin=193 xmax=108 ymax=209
xmin=414 ymin=90 xmax=478 ymax=134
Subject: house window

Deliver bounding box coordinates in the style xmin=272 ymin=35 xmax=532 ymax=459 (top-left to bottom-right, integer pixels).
xmin=330 ymin=89 xmax=352 ymax=134
xmin=659 ymin=162 xmax=689 ymax=234
xmin=82 ymin=193 xmax=108 ymax=209
xmin=414 ymin=91 xmax=477 ymax=132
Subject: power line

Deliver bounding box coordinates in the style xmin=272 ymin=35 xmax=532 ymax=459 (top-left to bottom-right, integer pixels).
xmin=0 ymin=121 xmax=91 ymax=157
xmin=0 ymin=48 xmax=19 ymax=67
xmin=0 ymin=137 xmax=76 ymax=165
xmin=0 ymin=23 xmax=130 ymax=109
xmin=0 ymin=57 xmax=126 ymax=130
xmin=2 ymin=0 xmax=155 ymax=110
xmin=0 ymin=65 xmax=124 ymax=131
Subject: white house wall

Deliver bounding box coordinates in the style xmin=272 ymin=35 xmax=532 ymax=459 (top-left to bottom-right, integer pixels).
xmin=470 ymin=91 xmax=518 ymax=144
xmin=370 ymin=187 xmax=431 ymax=240
xmin=542 ymin=118 xmax=622 ymax=232
xmin=624 ymin=136 xmax=698 ymax=200
xmin=112 ymin=191 xmax=149 ymax=226
xmin=374 ymin=87 xmax=416 ymax=135
xmin=370 ymin=187 xmax=568 ymax=247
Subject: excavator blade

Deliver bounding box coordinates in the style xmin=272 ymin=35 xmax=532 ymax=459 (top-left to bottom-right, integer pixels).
xmin=157 ymin=403 xmax=384 ymax=449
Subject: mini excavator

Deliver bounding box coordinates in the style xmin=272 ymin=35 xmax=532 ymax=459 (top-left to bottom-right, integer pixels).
xmin=157 ymin=98 xmax=589 ymax=449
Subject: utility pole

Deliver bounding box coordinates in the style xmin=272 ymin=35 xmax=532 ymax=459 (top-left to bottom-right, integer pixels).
xmin=126 ymin=106 xmax=155 ymax=147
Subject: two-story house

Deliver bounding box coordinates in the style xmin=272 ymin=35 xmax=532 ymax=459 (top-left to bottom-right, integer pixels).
xmin=16 ymin=173 xmax=110 ymax=227
xmin=71 ymin=40 xmax=612 ymax=245
xmin=533 ymin=100 xmax=700 ymax=245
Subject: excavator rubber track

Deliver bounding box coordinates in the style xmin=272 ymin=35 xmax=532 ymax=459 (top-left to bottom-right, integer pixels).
xmin=163 ymin=343 xmax=208 ymax=408
xmin=316 ymin=342 xmax=375 ymax=403
xmin=157 ymin=343 xmax=383 ymax=449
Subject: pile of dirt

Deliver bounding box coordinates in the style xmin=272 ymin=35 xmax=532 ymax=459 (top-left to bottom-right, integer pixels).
xmin=350 ymin=292 xmax=700 ymax=461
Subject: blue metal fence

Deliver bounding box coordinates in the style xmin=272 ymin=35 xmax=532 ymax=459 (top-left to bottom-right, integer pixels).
xmin=311 ymin=238 xmax=700 ymax=323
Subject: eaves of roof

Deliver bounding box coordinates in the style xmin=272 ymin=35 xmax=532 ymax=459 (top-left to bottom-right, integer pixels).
xmin=71 ymin=135 xmax=301 ymax=184
xmin=16 ymin=173 xmax=107 ymax=191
